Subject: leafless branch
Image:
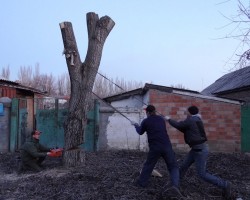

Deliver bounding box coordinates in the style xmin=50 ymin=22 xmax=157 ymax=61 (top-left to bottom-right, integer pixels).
xmin=219 ymin=0 xmax=250 ymax=69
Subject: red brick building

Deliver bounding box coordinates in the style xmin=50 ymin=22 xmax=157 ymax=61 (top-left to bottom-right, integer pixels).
xmin=102 ymin=83 xmax=241 ymax=152
xmin=149 ymin=87 xmax=241 ymax=152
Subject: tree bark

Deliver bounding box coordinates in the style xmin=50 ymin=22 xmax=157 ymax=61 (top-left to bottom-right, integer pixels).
xmin=59 ymin=12 xmax=115 ymax=167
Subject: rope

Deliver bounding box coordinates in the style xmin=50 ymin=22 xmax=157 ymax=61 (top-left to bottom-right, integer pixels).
xmin=92 ymin=91 xmax=133 ymax=123
xmin=97 ymin=72 xmax=164 ymax=117
xmin=92 ymin=91 xmax=133 ymax=150
xmin=97 ymin=72 xmax=148 ymax=107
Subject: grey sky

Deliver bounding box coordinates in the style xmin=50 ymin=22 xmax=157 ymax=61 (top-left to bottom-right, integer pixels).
xmin=0 ymin=0 xmax=242 ymax=91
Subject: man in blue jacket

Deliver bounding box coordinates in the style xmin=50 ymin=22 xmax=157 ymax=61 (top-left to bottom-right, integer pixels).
xmin=165 ymin=105 xmax=232 ymax=199
xmin=132 ymin=105 xmax=182 ymax=197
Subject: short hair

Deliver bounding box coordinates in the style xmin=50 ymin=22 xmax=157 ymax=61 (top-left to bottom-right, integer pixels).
xmin=188 ymin=106 xmax=199 ymax=115
xmin=146 ymin=105 xmax=156 ymax=113
xmin=31 ymin=130 xmax=42 ymax=136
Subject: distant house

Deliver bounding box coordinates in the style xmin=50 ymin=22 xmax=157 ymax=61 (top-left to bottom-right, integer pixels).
xmin=0 ymin=79 xmax=45 ymax=99
xmin=98 ymin=83 xmax=241 ymax=153
xmin=0 ymin=79 xmax=47 ymax=152
xmin=201 ymin=66 xmax=250 ymax=103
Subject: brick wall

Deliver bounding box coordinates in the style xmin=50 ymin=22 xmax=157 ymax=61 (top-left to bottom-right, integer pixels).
xmin=149 ymin=89 xmax=241 ymax=152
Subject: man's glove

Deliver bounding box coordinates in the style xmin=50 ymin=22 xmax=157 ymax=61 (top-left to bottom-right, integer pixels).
xmin=165 ymin=116 xmax=170 ymax=120
xmin=131 ymin=121 xmax=139 ymax=126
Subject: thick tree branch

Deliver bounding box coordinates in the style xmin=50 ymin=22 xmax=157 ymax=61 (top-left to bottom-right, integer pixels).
xmin=59 ymin=12 xmax=115 ymax=167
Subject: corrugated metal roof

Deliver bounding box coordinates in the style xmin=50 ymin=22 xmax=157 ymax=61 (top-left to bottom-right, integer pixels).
xmin=0 ymin=79 xmax=46 ymax=95
xmin=103 ymin=83 xmax=240 ymax=104
xmin=143 ymin=83 xmax=200 ymax=94
xmin=104 ymin=83 xmax=200 ymax=102
xmin=201 ymin=66 xmax=250 ymax=95
xmin=0 ymin=79 xmax=19 ymax=85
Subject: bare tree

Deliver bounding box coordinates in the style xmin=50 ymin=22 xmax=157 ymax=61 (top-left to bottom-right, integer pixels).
xmin=93 ymin=73 xmax=110 ymax=98
xmin=16 ymin=64 xmax=57 ymax=95
xmin=14 ymin=63 xmax=142 ymax=98
xmin=126 ymin=80 xmax=144 ymax=91
xmin=1 ymin=65 xmax=10 ymax=80
xmin=32 ymin=63 xmax=42 ymax=89
xmin=18 ymin=66 xmax=33 ymax=86
xmin=39 ymin=74 xmax=56 ymax=95
xmin=57 ymin=74 xmax=65 ymax=96
xmin=60 ymin=12 xmax=115 ymax=167
xmin=114 ymin=77 xmax=143 ymax=94
xmin=221 ymin=0 xmax=250 ymax=69
xmin=171 ymin=84 xmax=189 ymax=90
xmin=93 ymin=72 xmax=144 ymax=98
xmin=114 ymin=77 xmax=125 ymax=94
xmin=65 ymin=73 xmax=71 ymax=96
xmin=57 ymin=73 xmax=67 ymax=96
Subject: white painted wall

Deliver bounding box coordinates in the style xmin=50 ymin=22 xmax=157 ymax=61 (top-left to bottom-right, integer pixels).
xmin=105 ymin=94 xmax=150 ymax=151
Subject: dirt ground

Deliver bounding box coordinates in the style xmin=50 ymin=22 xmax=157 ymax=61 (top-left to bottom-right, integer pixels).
xmin=0 ymin=150 xmax=249 ymax=200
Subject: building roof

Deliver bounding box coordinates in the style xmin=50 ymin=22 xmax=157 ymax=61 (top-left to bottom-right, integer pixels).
xmin=103 ymin=83 xmax=240 ymax=105
xmin=104 ymin=83 xmax=200 ymax=102
xmin=0 ymin=79 xmax=46 ymax=95
xmin=201 ymin=66 xmax=250 ymax=96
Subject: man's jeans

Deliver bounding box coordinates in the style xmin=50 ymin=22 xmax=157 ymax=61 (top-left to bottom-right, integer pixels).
xmin=180 ymin=144 xmax=227 ymax=189
xmin=138 ymin=144 xmax=179 ymax=188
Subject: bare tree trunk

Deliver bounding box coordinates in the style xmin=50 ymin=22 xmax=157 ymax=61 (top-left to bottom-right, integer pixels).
xmin=59 ymin=12 xmax=115 ymax=167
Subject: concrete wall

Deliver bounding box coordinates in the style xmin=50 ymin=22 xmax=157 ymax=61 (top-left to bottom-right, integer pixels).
xmin=98 ymin=95 xmax=149 ymax=151
xmin=0 ymin=97 xmax=11 ymax=152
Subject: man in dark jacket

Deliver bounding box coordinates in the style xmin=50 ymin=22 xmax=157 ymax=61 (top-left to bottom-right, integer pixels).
xmin=18 ymin=130 xmax=53 ymax=173
xmin=131 ymin=105 xmax=182 ymax=197
xmin=165 ymin=105 xmax=232 ymax=199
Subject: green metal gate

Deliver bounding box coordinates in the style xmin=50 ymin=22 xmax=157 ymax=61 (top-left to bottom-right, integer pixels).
xmin=10 ymin=98 xmax=31 ymax=151
xmin=241 ymin=104 xmax=250 ymax=152
xmin=36 ymin=108 xmax=66 ymax=148
xmin=35 ymin=98 xmax=100 ymax=151
xmin=10 ymin=98 xmax=99 ymax=152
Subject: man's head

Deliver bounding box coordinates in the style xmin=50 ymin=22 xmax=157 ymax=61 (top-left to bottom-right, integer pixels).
xmin=187 ymin=105 xmax=199 ymax=115
xmin=145 ymin=105 xmax=156 ymax=115
xmin=31 ymin=130 xmax=42 ymax=140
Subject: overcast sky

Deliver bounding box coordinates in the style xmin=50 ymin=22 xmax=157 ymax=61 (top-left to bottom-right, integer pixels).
xmin=0 ymin=0 xmax=243 ymax=91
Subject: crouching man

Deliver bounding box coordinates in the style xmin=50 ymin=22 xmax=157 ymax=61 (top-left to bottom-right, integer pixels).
xmin=18 ymin=130 xmax=62 ymax=173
